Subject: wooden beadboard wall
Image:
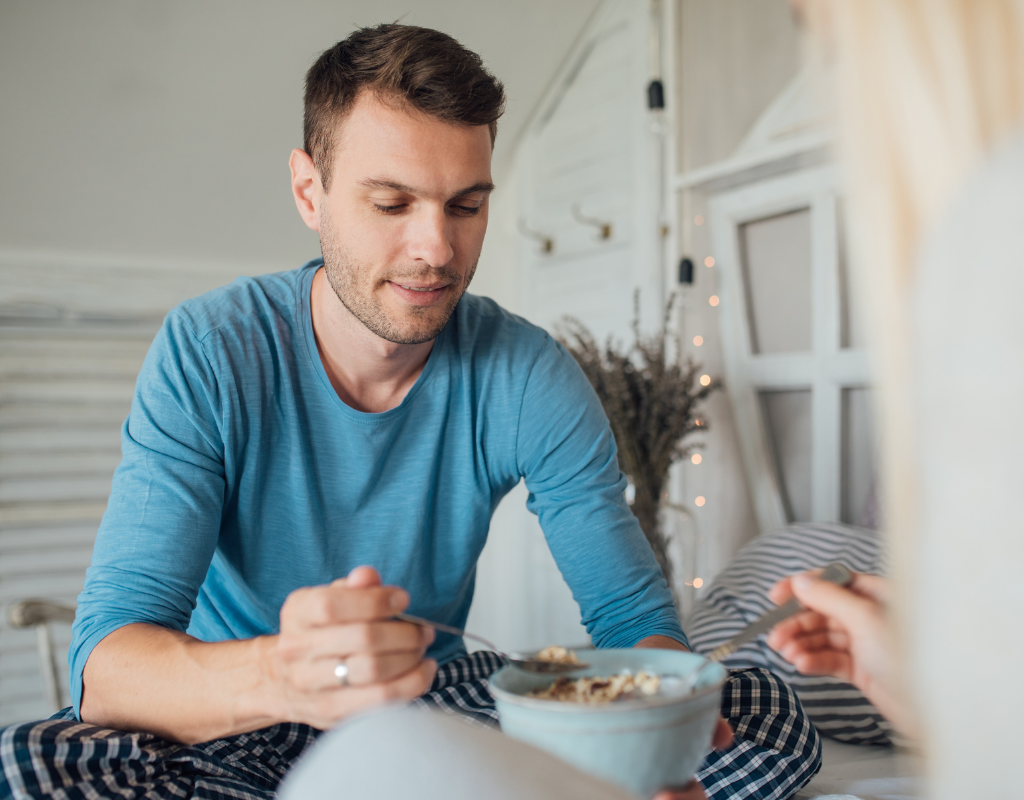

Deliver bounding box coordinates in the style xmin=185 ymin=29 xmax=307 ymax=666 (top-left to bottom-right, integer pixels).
xmin=0 ymin=251 xmax=279 ymax=724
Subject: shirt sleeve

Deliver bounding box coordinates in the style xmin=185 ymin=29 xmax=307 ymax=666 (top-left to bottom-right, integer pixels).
xmin=515 ymin=334 xmax=687 ymax=650
xmin=69 ymin=311 xmax=226 ymax=716
xmin=910 ymin=136 xmax=1024 ymax=790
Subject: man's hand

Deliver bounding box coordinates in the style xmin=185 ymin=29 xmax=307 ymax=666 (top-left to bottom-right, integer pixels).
xmin=652 ymin=782 xmax=705 ymax=800
xmin=766 ymin=570 xmax=915 ymax=737
xmin=263 ymin=566 xmax=437 ymax=730
xmin=650 ymin=714 xmax=734 ymax=799
xmin=80 ymin=566 xmax=437 ymax=743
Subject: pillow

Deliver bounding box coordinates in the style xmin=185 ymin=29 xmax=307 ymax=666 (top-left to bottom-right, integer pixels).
xmin=684 ymin=522 xmax=894 ymax=746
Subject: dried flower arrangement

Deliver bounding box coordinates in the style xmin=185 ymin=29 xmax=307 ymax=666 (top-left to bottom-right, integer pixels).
xmin=557 ymin=295 xmax=720 ymax=590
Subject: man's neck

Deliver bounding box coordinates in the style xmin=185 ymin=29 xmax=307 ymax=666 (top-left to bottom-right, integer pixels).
xmin=310 ymin=267 xmax=435 ymax=414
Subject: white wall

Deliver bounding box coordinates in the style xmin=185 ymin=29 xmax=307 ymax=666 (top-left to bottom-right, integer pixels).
xmin=0 ymin=0 xmax=598 ymax=269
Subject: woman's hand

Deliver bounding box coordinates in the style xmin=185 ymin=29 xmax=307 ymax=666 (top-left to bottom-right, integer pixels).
xmin=766 ymin=570 xmax=914 ymax=736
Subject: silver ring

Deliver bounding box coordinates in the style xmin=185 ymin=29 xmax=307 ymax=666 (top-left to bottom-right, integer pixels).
xmin=333 ymin=660 xmax=350 ymax=687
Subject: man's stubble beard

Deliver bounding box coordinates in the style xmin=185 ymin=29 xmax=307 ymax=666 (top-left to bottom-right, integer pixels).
xmin=319 ymin=209 xmax=477 ymax=345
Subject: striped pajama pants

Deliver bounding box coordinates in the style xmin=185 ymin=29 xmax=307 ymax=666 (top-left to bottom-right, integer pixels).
xmin=0 ymin=652 xmax=820 ymax=800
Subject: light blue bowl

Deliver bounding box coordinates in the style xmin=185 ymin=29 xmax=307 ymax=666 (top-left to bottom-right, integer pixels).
xmin=489 ymin=649 xmax=726 ymax=799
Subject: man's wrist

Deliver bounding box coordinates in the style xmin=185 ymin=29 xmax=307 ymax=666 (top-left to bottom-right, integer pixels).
xmin=237 ymin=634 xmax=289 ymax=730
xmin=633 ymin=634 xmax=690 ymax=652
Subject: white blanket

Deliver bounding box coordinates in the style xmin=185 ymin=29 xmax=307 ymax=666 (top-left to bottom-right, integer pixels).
xmin=794 ymin=739 xmax=922 ymax=800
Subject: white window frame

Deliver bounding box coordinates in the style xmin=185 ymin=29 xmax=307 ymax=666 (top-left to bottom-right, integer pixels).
xmin=707 ymin=166 xmax=870 ymax=533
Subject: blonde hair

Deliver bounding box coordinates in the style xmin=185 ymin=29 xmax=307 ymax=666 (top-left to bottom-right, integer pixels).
xmin=802 ymin=0 xmax=1024 ymax=740
xmin=808 ymin=0 xmax=1024 ymax=285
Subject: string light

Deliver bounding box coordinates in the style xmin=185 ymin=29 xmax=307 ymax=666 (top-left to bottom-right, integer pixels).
xmin=694 ymin=214 xmax=704 ymax=225
xmin=694 ymin=418 xmax=705 ymax=427
xmin=699 ymin=374 xmax=711 ymax=386
xmin=695 ymin=496 xmax=706 ymax=507
xmin=691 ymin=453 xmax=702 ymax=465
xmin=693 ymin=577 xmax=704 ymax=589
xmin=704 ymin=256 xmax=715 ymax=267
xmin=693 ymin=335 xmax=703 ymax=346
xmin=709 ymin=295 xmax=720 ymax=307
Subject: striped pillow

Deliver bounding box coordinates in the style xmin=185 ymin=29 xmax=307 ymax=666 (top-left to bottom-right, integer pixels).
xmin=684 ymin=522 xmax=894 ymax=746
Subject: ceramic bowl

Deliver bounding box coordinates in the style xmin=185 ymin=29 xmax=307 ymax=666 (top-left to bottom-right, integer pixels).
xmin=489 ymin=648 xmax=726 ymax=798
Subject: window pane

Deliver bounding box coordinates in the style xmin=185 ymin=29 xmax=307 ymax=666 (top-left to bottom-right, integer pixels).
xmin=740 ymin=208 xmax=813 ymax=354
xmin=841 ymin=387 xmax=878 ymax=528
xmin=760 ymin=389 xmax=812 ymax=522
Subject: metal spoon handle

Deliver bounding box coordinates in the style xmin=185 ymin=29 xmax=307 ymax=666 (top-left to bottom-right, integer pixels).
xmin=705 ymin=599 xmax=800 ymax=662
xmin=705 ymin=562 xmax=854 ymax=663
xmin=394 ymin=612 xmax=503 ymax=654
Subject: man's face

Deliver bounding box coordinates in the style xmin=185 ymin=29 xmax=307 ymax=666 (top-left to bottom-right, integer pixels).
xmin=315 ymin=92 xmax=494 ymax=345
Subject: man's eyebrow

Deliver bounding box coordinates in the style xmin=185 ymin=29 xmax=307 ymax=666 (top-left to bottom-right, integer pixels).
xmin=357 ymin=178 xmax=495 ymax=198
xmin=451 ymin=182 xmax=496 ymax=197
xmin=357 ymin=178 xmax=416 ymax=192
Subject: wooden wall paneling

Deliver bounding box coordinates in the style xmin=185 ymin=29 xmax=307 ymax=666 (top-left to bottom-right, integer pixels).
xmin=0 ymin=320 xmax=158 ymax=724
xmin=0 ymin=253 xmax=247 ymax=725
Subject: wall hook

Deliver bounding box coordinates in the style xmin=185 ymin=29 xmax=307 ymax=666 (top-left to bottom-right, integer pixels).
xmin=571 ymin=204 xmax=613 ymax=240
xmin=518 ymin=217 xmax=554 ymax=254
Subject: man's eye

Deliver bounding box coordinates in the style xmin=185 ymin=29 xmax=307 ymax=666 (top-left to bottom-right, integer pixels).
xmin=373 ymin=203 xmax=406 ymax=214
xmin=450 ymin=205 xmax=481 ymax=216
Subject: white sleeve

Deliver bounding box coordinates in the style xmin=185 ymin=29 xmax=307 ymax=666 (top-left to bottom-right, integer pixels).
xmin=910 ymin=132 xmax=1024 ymax=799
xmin=278 ymin=706 xmax=635 ymax=800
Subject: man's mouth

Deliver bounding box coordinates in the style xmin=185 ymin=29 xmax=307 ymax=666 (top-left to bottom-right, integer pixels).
xmin=387 ymin=280 xmax=452 ymax=306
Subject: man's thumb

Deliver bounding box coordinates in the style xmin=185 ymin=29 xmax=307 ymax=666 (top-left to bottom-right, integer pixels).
xmin=344 ymin=565 xmax=382 ymax=588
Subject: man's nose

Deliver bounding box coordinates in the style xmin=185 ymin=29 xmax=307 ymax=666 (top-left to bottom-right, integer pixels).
xmin=408 ymin=206 xmax=455 ymax=267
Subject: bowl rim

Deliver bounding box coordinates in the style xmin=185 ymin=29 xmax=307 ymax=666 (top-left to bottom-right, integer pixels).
xmin=488 ymin=656 xmax=728 ymax=714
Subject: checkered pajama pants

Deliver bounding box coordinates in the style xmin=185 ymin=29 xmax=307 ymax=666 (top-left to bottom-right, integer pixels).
xmin=0 ymin=652 xmax=820 ymax=800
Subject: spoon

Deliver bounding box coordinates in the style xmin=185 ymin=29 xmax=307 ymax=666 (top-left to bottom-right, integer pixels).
xmin=683 ymin=562 xmax=855 ymax=691
xmin=395 ymin=612 xmax=590 ymax=674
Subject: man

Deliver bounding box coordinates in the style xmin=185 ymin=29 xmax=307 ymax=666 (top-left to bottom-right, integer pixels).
xmin=1 ymin=24 xmax=818 ymax=800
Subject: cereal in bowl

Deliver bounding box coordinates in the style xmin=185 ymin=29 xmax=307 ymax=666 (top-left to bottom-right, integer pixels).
xmin=534 ymin=645 xmax=581 ymax=665
xmin=528 ymin=672 xmax=661 ymax=704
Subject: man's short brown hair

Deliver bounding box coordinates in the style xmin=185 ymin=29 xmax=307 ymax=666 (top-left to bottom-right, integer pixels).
xmin=304 ymin=23 xmax=506 ymax=192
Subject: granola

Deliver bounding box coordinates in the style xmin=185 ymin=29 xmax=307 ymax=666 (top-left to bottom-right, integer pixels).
xmin=534 ymin=646 xmax=581 ymax=665
xmin=528 ymin=672 xmax=661 ymax=704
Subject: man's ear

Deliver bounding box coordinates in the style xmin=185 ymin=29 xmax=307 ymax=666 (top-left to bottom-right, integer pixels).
xmin=289 ymin=149 xmax=321 ymax=232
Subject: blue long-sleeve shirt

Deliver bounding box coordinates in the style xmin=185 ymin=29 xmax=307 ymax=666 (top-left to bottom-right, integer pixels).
xmin=70 ymin=260 xmax=685 ymax=715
